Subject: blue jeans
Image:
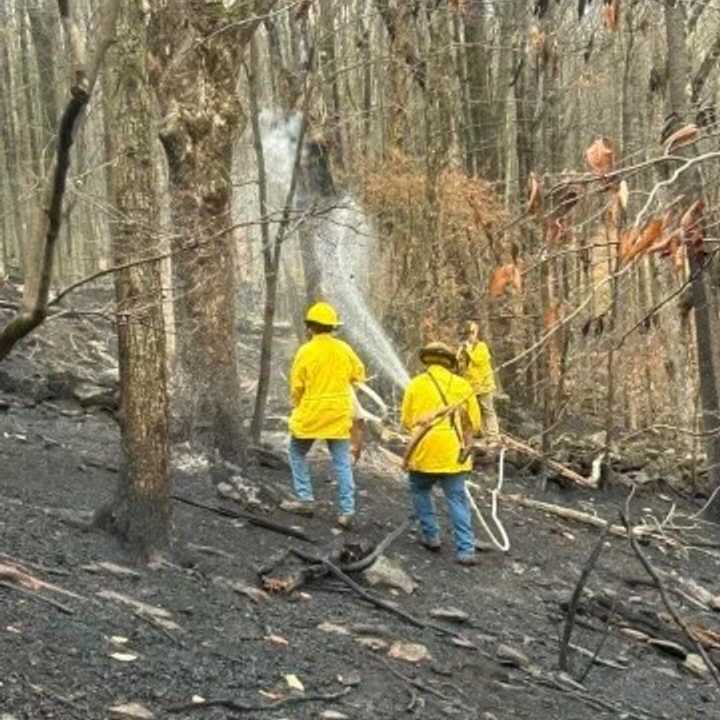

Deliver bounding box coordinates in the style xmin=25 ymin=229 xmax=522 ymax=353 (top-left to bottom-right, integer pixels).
xmin=408 ymin=471 xmax=475 ymax=559
xmin=288 ymin=437 xmax=355 ymax=515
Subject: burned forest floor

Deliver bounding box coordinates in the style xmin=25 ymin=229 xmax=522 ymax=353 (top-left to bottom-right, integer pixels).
xmin=1 ymin=290 xmax=720 ymax=719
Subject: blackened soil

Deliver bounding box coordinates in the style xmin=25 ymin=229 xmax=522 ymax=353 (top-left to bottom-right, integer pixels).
xmin=1 ymin=392 xmax=720 ymax=720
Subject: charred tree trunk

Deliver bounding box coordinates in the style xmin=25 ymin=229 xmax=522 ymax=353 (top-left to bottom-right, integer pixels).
xmin=96 ymin=0 xmax=171 ymax=564
xmin=147 ymin=1 xmax=277 ymax=466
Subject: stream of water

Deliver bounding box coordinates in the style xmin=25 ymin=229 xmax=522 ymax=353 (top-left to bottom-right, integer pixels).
xmin=259 ymin=111 xmax=411 ymax=389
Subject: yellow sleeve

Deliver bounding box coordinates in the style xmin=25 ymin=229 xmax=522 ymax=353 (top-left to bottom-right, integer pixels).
xmin=466 ymin=392 xmax=482 ymax=433
xmin=349 ymin=347 xmax=366 ymax=385
xmin=400 ymin=385 xmax=414 ymax=431
xmin=289 ymin=351 xmax=306 ymax=408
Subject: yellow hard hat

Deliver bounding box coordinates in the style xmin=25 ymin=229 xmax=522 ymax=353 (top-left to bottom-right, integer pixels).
xmin=305 ymin=302 xmax=341 ymax=327
xmin=419 ymin=341 xmax=457 ymax=368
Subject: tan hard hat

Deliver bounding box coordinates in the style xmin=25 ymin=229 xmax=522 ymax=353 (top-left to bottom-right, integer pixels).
xmin=419 ymin=341 xmax=457 ymax=368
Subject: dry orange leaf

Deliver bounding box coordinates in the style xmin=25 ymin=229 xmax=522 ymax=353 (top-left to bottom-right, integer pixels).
xmin=586 ymin=137 xmax=615 ymax=175
xmin=680 ymin=199 xmax=704 ymax=231
xmin=623 ymin=218 xmax=663 ymax=263
xmin=649 ymin=229 xmax=680 ymax=256
xmin=619 ymin=228 xmax=638 ymax=264
xmin=664 ymin=124 xmax=699 ymax=154
xmin=681 ymin=200 xmax=705 ymax=251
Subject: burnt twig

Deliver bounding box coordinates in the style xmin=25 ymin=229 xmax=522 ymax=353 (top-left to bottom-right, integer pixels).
xmin=0 ymin=580 xmax=74 ymax=615
xmin=558 ymin=524 xmax=610 ymax=673
xmin=166 ymin=687 xmax=351 ymax=714
xmin=172 ymin=494 xmax=316 ymax=544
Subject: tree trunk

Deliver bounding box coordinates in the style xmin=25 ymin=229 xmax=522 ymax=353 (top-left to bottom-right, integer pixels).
xmin=664 ymin=0 xmax=720 ymax=520
xmin=26 ymin=0 xmax=58 ymax=170
xmin=147 ymin=1 xmax=276 ymax=466
xmin=0 ymin=24 xmax=26 ymax=274
xmin=98 ymin=0 xmax=170 ymax=564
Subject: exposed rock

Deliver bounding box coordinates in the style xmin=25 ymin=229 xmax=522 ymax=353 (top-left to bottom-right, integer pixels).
xmin=321 ymin=711 xmax=349 ymax=720
xmin=683 ymin=653 xmax=709 ymax=677
xmin=109 ymin=702 xmax=154 ymax=719
xmin=337 ymin=671 xmax=361 ymax=686
xmin=363 ymin=555 xmax=417 ymax=594
xmin=388 ymin=641 xmax=431 ymax=663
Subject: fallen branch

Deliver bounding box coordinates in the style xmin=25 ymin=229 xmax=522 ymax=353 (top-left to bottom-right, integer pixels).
xmin=172 ymin=494 xmax=316 ymax=544
xmin=622 ymin=490 xmax=720 ymax=689
xmin=504 ymin=494 xmax=679 ymax=546
xmin=498 ymin=434 xmax=596 ymax=488
xmin=559 ymin=525 xmax=610 ymax=673
xmin=570 ymin=640 xmax=627 ymax=672
xmin=0 ymin=561 xmax=84 ymax=599
xmin=166 ymin=687 xmax=351 ymax=714
xmin=0 ymin=580 xmax=74 ymax=615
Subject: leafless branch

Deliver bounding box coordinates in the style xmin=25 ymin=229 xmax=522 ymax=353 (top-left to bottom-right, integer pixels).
xmin=622 ymin=488 xmax=720 ymax=689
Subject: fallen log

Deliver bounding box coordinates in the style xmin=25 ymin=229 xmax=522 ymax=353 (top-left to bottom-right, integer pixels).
xmin=496 ymin=433 xmax=596 ymax=488
xmin=503 ymin=494 xmax=679 ymax=546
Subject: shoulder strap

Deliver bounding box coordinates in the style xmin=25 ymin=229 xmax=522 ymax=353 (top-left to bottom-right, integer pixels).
xmin=426 ymin=371 xmax=466 ymax=448
xmin=426 ymin=370 xmax=449 ymax=407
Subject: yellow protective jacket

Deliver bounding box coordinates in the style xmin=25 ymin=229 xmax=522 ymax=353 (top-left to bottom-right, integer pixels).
xmin=460 ymin=341 xmax=496 ymax=394
xmin=401 ymin=365 xmax=482 ymax=474
xmin=289 ymin=334 xmax=366 ymax=439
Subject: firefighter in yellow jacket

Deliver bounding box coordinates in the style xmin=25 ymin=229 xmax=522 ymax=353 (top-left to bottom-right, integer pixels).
xmin=458 ymin=321 xmax=500 ymax=444
xmin=281 ymin=302 xmax=366 ymax=529
xmin=401 ymin=342 xmax=482 ymax=565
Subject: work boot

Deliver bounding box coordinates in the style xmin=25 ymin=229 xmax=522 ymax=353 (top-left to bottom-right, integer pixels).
xmin=456 ymin=554 xmax=480 ymax=567
xmin=420 ymin=537 xmax=442 ymax=552
xmin=279 ymin=499 xmax=315 ymax=516
xmin=336 ymin=514 xmax=354 ymax=530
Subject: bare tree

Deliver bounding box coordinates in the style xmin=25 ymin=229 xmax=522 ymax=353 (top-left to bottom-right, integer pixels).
xmin=93 ymin=0 xmax=171 ymax=564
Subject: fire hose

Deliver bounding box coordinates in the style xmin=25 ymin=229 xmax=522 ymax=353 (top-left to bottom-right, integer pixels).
xmin=466 ymin=446 xmax=510 ymax=552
